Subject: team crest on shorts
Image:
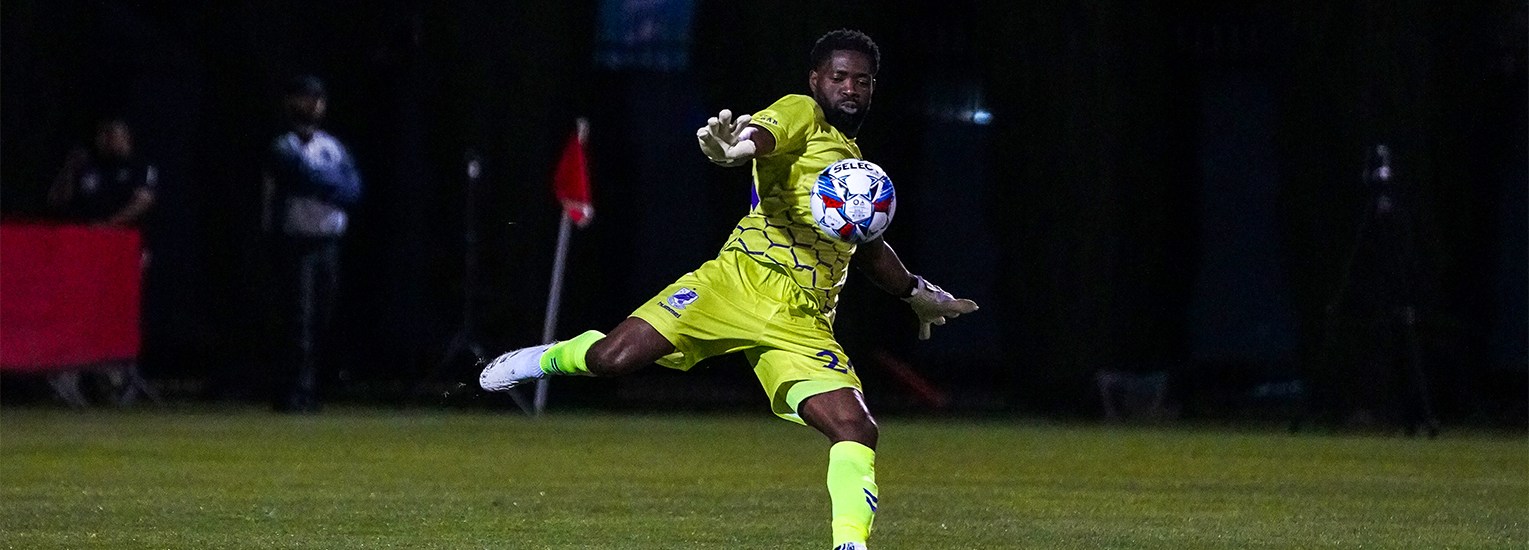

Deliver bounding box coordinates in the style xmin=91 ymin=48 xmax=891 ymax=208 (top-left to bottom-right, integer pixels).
xmin=667 ymin=288 xmax=699 ymax=310
xmin=659 ymin=288 xmax=699 ymax=318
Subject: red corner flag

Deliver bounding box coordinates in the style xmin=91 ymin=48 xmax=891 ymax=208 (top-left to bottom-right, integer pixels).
xmin=553 ymin=118 xmax=593 ymax=227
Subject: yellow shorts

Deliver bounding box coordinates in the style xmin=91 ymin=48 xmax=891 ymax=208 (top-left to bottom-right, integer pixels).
xmin=630 ymin=249 xmax=862 ymax=424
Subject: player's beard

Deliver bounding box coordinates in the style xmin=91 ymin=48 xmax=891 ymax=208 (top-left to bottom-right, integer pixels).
xmin=824 ymin=106 xmax=868 ymax=137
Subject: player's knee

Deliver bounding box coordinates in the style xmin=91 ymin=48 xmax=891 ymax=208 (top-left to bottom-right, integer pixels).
xmin=800 ymin=389 xmax=879 ymax=447
xmin=853 ymin=414 xmax=879 ymax=447
xmin=825 ymin=410 xmax=879 ymax=448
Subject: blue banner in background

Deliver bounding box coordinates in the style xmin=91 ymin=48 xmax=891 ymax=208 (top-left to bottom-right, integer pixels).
xmin=596 ymin=0 xmax=696 ymax=72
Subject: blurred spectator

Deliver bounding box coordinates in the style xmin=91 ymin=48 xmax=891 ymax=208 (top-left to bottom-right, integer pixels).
xmin=262 ymin=75 xmax=362 ymax=414
xmin=47 ymin=118 xmax=157 ymax=226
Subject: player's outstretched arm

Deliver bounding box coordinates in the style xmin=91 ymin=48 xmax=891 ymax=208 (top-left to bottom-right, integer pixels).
xmin=696 ymin=109 xmax=775 ymax=167
xmin=854 ymin=238 xmax=979 ymax=340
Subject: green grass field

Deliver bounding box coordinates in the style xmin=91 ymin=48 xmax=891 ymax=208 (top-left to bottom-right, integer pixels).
xmin=1 ymin=407 xmax=1523 ymax=549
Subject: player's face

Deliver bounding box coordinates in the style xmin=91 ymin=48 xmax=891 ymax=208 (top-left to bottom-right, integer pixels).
xmin=287 ymin=94 xmax=328 ymax=126
xmin=809 ymin=50 xmax=875 ymax=135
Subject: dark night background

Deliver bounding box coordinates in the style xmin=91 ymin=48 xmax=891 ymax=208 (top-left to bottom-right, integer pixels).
xmin=2 ymin=0 xmax=1524 ymax=426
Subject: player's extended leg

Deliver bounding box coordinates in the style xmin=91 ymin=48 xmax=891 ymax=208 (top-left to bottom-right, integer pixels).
xmin=479 ymin=317 xmax=674 ymax=392
xmin=798 ymin=387 xmax=880 ymax=550
xmin=583 ymin=317 xmax=677 ymax=376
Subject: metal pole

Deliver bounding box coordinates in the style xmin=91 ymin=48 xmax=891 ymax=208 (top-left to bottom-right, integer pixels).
xmin=534 ymin=211 xmax=574 ymax=415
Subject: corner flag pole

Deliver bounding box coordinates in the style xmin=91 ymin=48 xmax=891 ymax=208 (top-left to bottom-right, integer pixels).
xmin=535 ymin=117 xmax=592 ymax=416
xmin=534 ymin=211 xmax=573 ymax=415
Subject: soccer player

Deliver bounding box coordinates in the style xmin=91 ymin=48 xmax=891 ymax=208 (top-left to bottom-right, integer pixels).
xmin=480 ymin=29 xmax=977 ymax=550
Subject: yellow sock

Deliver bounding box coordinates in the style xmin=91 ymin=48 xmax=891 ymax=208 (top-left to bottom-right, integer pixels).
xmin=827 ymin=441 xmax=878 ymax=546
xmin=539 ymin=330 xmax=604 ymax=376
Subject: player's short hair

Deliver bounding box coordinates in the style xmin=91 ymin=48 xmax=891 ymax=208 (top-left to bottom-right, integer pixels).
xmin=811 ymin=29 xmax=880 ymax=75
xmin=285 ymin=75 xmax=328 ymax=98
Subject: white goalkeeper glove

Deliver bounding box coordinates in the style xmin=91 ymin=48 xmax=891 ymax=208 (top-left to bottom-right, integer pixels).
xmin=902 ymin=276 xmax=979 ymax=340
xmin=696 ymin=109 xmax=757 ymax=167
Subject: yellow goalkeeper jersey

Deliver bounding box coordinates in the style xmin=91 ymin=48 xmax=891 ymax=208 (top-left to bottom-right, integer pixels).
xmin=721 ymin=94 xmax=862 ymax=316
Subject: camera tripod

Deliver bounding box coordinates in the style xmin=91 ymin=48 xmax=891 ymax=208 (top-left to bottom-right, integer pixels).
xmin=408 ymin=151 xmax=531 ymax=413
xmin=1305 ymin=145 xmax=1440 ymax=437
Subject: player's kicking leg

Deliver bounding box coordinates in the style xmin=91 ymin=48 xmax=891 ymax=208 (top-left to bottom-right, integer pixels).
xmin=798 ymin=387 xmax=880 ymax=550
xmin=479 ymin=316 xmax=674 ymax=391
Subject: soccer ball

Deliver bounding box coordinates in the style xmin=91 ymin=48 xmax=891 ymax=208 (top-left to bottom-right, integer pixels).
xmin=811 ymin=159 xmax=896 ymax=244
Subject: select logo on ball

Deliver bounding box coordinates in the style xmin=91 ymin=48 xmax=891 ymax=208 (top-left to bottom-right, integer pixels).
xmin=812 ymin=159 xmax=896 ymax=244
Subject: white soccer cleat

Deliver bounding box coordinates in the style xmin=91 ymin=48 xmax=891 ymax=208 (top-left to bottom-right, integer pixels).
xmin=833 ymin=543 xmax=868 ymax=550
xmin=478 ymin=343 xmax=554 ymax=392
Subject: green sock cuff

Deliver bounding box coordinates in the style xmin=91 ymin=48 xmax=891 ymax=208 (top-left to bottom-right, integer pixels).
xmin=540 ymin=330 xmax=605 ymax=376
xmin=829 ymin=440 xmax=876 ymax=463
